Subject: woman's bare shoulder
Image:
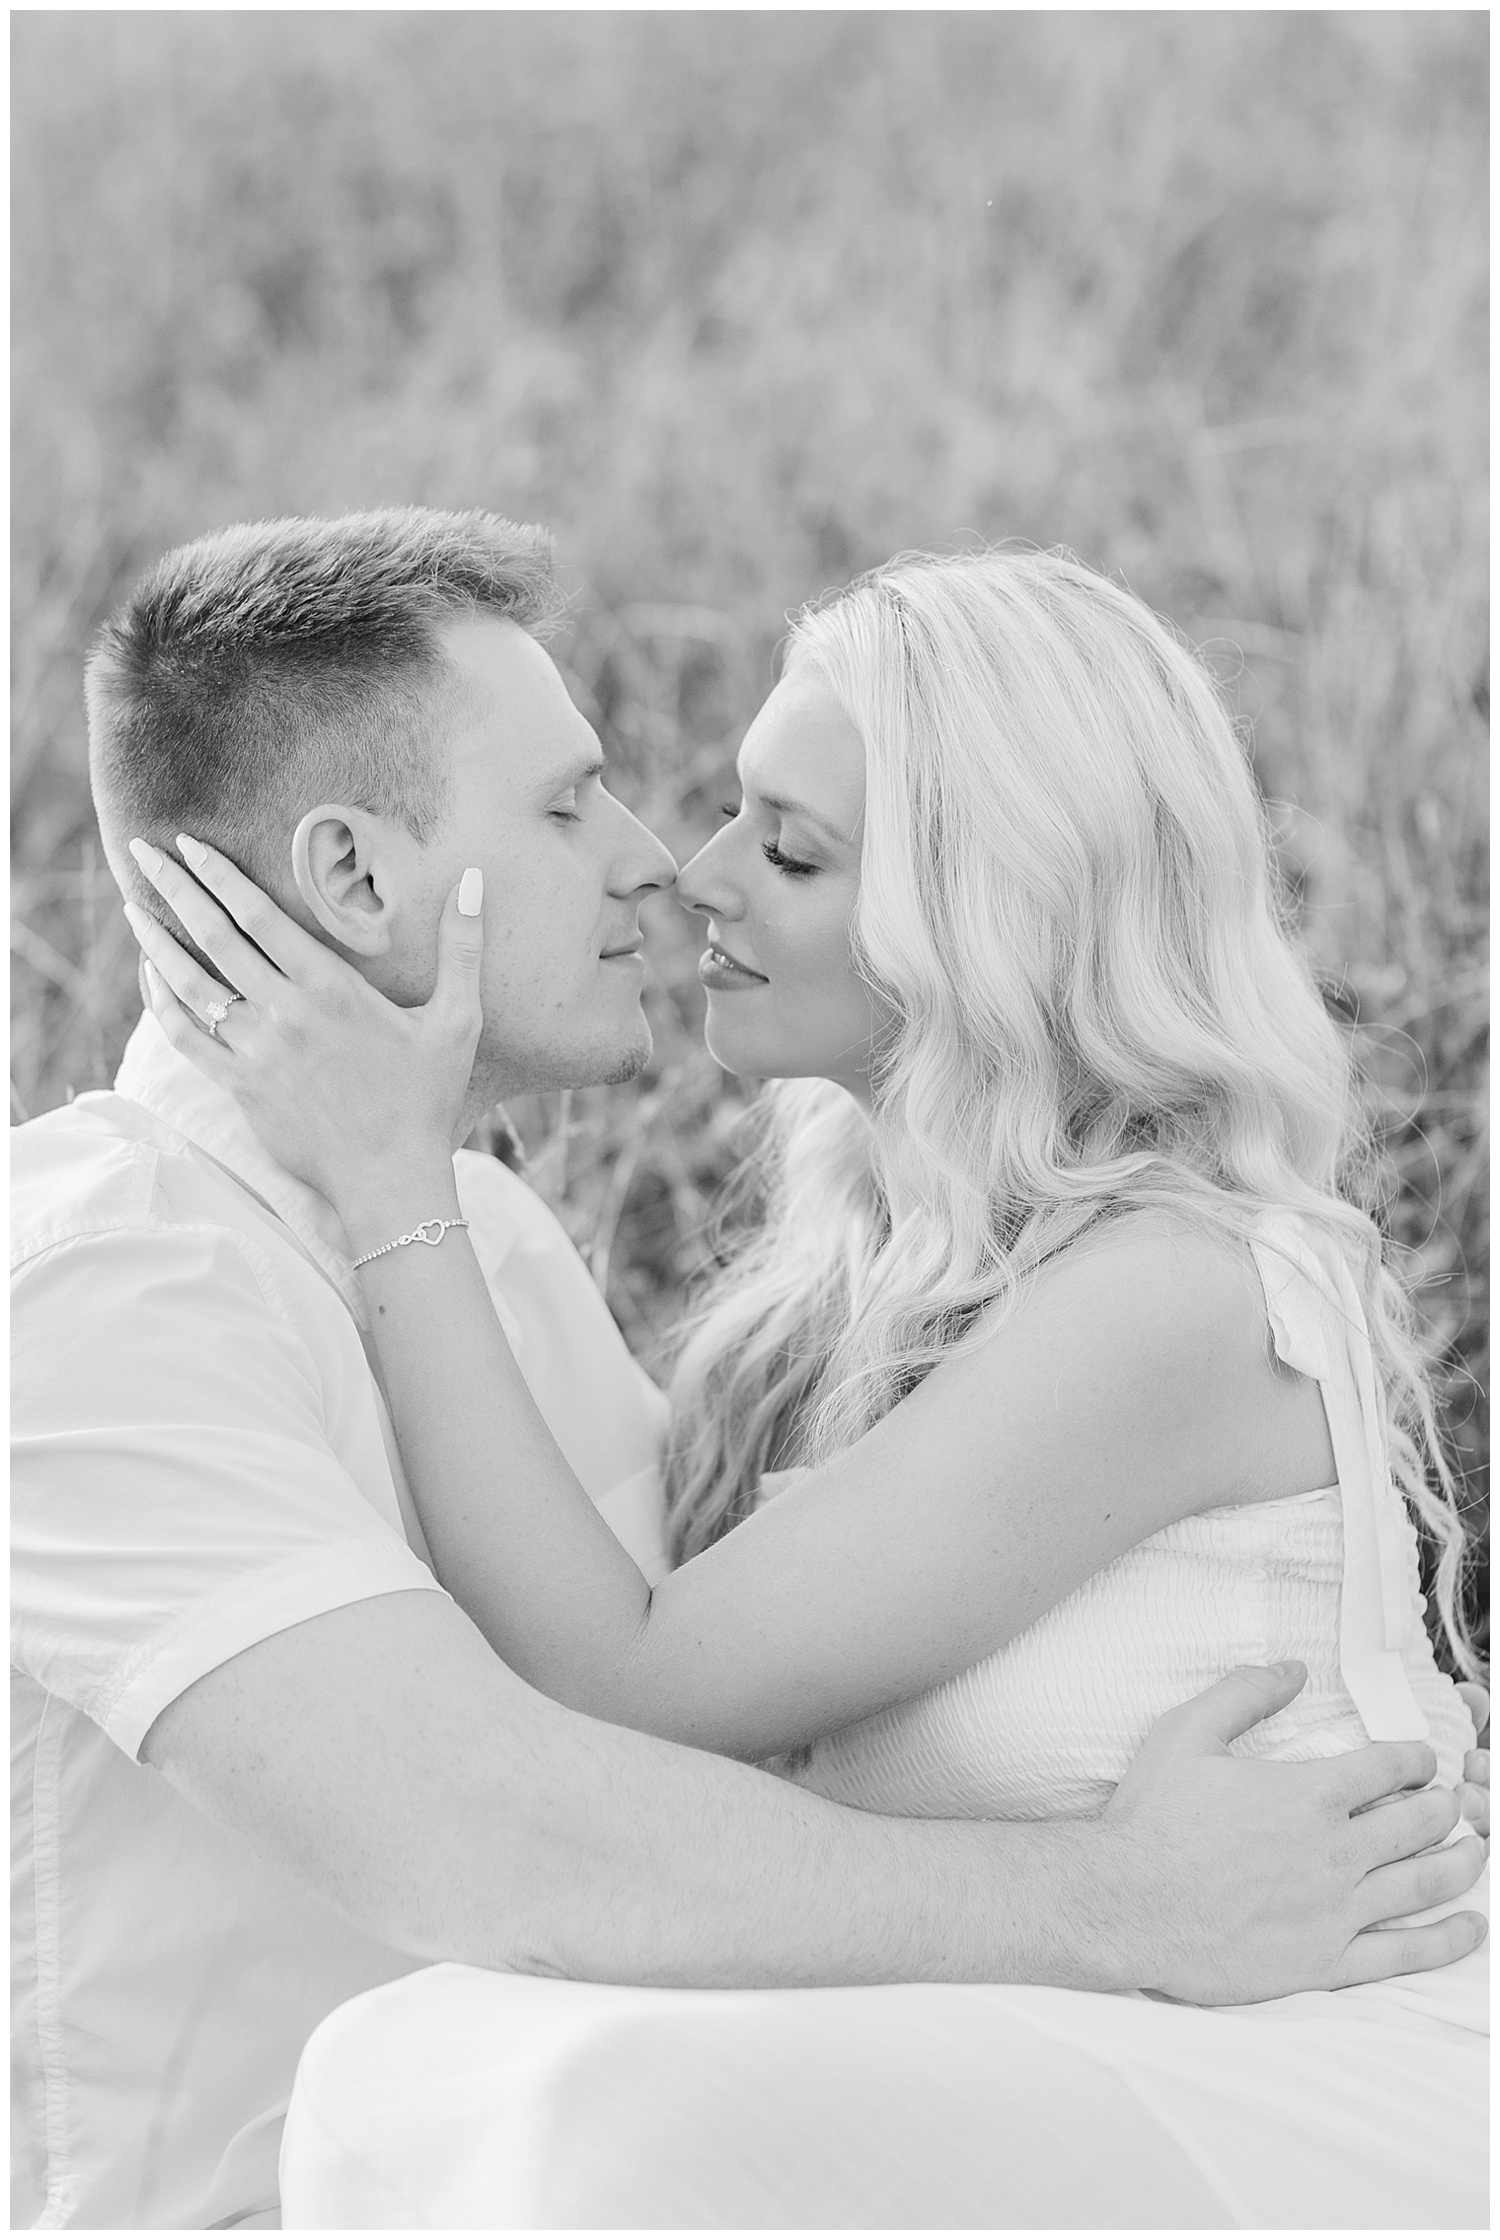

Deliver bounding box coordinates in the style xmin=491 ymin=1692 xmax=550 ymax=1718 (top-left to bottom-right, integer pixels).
xmin=974 ymin=1205 xmax=1334 ymax=1510
xmin=1023 ymin=1206 xmax=1268 ymax=1349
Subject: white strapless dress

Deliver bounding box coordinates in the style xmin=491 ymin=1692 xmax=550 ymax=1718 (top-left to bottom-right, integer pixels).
xmin=280 ymin=1216 xmax=1487 ymax=2229
xmin=782 ymin=1216 xmax=1475 ymax=1820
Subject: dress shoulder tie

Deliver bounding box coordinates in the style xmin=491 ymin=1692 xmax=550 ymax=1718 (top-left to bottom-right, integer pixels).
xmin=1250 ymin=1214 xmax=1428 ymax=1743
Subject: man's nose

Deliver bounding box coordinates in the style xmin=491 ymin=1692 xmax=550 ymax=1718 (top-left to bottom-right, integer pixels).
xmin=609 ymin=801 xmax=678 ymax=897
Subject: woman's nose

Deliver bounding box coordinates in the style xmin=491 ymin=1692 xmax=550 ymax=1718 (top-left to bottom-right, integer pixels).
xmin=675 ymin=825 xmax=743 ymax=919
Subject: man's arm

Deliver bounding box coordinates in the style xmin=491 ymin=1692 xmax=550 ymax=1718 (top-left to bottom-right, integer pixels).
xmin=144 ymin=1592 xmax=1485 ymax=2004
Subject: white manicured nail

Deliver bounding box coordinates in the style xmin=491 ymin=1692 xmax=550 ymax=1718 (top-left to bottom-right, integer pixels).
xmin=457 ymin=867 xmax=484 ymax=917
xmin=176 ymin=833 xmax=209 ymax=869
xmin=129 ymin=838 xmax=163 ymax=876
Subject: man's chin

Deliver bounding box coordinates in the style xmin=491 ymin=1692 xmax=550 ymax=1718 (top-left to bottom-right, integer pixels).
xmin=601 ymin=1041 xmax=650 ymax=1087
xmin=600 ymin=1017 xmax=653 ymax=1087
xmin=483 ymin=1021 xmax=653 ymax=1099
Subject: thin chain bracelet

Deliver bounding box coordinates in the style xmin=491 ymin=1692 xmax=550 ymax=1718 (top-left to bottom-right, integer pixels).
xmin=351 ymin=1216 xmax=470 ymax=1270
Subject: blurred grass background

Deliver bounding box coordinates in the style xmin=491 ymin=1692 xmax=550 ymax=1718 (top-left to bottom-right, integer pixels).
xmin=13 ymin=11 xmax=1487 ymax=1641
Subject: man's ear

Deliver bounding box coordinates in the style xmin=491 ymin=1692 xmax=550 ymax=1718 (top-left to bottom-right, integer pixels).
xmin=290 ymin=805 xmax=406 ymax=956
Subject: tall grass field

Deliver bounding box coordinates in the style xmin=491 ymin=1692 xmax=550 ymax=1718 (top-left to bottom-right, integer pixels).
xmin=12 ymin=12 xmax=1487 ymax=1646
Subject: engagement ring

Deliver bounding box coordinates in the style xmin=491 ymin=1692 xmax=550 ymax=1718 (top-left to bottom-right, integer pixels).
xmin=203 ymin=993 xmax=244 ymax=1035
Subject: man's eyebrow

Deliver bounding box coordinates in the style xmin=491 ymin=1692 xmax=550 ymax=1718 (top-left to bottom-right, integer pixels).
xmin=538 ymin=750 xmax=606 ymax=795
xmin=753 ymin=790 xmax=855 ymax=846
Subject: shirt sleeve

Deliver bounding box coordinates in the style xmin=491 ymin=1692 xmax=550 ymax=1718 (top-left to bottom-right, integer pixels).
xmin=12 ymin=1221 xmax=447 ymax=1761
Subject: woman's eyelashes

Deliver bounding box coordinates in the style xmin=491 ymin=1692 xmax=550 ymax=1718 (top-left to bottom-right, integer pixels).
xmin=718 ymin=795 xmax=817 ymax=876
xmin=762 ymin=839 xmax=818 ymax=878
xmin=719 ymin=800 xmax=817 ymax=878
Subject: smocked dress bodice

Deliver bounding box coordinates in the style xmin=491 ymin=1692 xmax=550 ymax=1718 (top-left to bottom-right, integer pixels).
xmin=783 ymin=1215 xmax=1475 ymax=1823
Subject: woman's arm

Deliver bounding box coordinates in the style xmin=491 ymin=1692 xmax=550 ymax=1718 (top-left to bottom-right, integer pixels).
xmin=130 ymin=838 xmax=1336 ymax=1761
xmin=336 ymin=1173 xmax=1326 ymax=1758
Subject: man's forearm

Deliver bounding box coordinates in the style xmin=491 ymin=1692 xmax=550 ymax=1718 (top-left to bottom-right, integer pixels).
xmin=147 ymin=1594 xmax=1111 ymax=2001
xmin=149 ymin=1597 xmax=1484 ymax=2014
xmin=458 ymin=1702 xmax=1113 ymax=1995
xmin=401 ymin=1667 xmax=1487 ymax=2009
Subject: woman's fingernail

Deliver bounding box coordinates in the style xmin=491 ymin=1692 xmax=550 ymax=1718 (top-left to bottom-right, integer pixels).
xmin=129 ymin=838 xmax=163 ymax=877
xmin=457 ymin=867 xmax=484 ymax=917
xmin=176 ymin=833 xmax=208 ymax=869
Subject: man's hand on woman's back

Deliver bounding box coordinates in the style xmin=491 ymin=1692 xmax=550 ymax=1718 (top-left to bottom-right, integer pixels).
xmin=1090 ymin=1660 xmax=1486 ymax=2004
xmin=1455 ymin=1680 xmax=1490 ymax=1836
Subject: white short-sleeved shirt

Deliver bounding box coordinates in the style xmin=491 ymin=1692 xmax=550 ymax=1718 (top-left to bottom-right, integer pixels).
xmin=11 ymin=1014 xmax=671 ymax=2231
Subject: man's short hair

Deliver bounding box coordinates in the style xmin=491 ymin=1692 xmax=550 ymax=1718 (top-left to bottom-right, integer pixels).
xmin=87 ymin=506 xmax=562 ymax=907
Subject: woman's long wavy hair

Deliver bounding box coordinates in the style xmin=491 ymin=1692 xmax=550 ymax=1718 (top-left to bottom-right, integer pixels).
xmin=663 ymin=548 xmax=1478 ymax=1675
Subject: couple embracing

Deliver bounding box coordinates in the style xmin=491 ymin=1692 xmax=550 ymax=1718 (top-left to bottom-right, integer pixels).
xmin=13 ymin=508 xmax=1488 ymax=2230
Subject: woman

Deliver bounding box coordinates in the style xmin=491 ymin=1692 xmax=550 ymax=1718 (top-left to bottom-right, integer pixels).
xmin=130 ymin=548 xmax=1486 ymax=2222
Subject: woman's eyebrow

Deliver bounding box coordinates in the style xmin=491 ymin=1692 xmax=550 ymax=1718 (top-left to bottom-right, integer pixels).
xmin=752 ymin=790 xmax=855 ymax=845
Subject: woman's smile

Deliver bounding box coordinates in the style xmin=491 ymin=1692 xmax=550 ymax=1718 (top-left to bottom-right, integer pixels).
xmin=699 ymin=936 xmax=770 ymax=992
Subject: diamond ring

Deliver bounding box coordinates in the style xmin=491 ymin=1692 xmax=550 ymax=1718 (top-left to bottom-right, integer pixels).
xmin=203 ymin=993 xmax=244 ymax=1036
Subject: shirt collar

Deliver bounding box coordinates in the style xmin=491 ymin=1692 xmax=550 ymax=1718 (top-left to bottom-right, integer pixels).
xmin=114 ymin=1012 xmax=369 ymax=1324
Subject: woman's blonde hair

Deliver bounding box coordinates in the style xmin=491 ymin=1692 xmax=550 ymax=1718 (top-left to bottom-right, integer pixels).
xmin=663 ymin=547 xmax=1478 ymax=1674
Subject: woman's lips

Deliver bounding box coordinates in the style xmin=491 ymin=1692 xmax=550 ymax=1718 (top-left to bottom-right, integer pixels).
xmin=698 ymin=942 xmax=769 ymax=992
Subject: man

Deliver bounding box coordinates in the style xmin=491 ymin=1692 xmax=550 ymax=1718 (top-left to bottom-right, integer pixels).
xmin=12 ymin=508 xmax=1485 ymax=2229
